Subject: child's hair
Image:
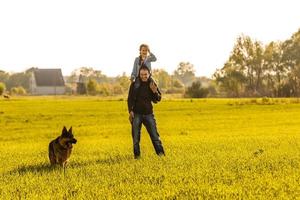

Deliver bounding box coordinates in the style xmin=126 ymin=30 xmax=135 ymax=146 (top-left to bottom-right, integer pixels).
xmin=138 ymin=56 xmax=143 ymax=66
xmin=139 ymin=44 xmax=149 ymax=51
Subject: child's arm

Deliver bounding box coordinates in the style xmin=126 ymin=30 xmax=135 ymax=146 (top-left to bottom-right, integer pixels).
xmin=146 ymin=50 xmax=157 ymax=62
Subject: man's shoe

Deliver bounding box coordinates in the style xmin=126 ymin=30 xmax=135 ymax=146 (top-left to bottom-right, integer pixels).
xmin=157 ymin=152 xmax=165 ymax=157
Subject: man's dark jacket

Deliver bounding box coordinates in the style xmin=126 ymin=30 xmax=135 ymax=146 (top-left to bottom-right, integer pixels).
xmin=127 ymin=79 xmax=161 ymax=115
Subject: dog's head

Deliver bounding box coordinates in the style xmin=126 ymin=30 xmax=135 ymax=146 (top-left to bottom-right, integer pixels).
xmin=59 ymin=126 xmax=77 ymax=149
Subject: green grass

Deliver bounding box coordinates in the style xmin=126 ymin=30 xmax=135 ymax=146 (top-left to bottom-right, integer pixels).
xmin=0 ymin=97 xmax=300 ymax=199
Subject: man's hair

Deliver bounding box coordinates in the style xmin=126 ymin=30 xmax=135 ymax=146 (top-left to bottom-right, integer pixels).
xmin=139 ymin=65 xmax=150 ymax=74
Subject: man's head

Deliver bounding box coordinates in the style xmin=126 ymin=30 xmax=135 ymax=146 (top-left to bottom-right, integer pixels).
xmin=139 ymin=66 xmax=150 ymax=82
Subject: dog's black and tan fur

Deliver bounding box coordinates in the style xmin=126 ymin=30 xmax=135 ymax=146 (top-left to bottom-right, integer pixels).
xmin=48 ymin=126 xmax=77 ymax=167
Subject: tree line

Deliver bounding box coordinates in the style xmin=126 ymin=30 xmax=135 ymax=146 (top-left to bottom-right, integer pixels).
xmin=213 ymin=28 xmax=300 ymax=97
xmin=0 ymin=64 xmax=210 ymax=98
xmin=2 ymin=27 xmax=300 ymax=98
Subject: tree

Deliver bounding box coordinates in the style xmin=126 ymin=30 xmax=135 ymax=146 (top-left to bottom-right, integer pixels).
xmin=77 ymin=67 xmax=108 ymax=83
xmin=116 ymin=72 xmax=130 ymax=92
xmin=0 ymin=70 xmax=9 ymax=83
xmin=6 ymin=72 xmax=31 ymax=91
xmin=87 ymin=79 xmax=98 ymax=95
xmin=152 ymin=69 xmax=171 ymax=91
xmin=76 ymin=83 xmax=87 ymax=95
xmin=174 ymin=62 xmax=196 ymax=86
xmin=214 ymin=35 xmax=265 ymax=97
xmin=166 ymin=76 xmax=184 ymax=94
xmin=67 ymin=71 xmax=78 ymax=84
xmin=172 ymin=78 xmax=184 ymax=88
xmin=252 ymin=40 xmax=264 ymax=94
xmin=263 ymin=41 xmax=287 ymax=97
xmin=78 ymin=67 xmax=96 ymax=77
xmin=230 ymin=35 xmax=265 ymax=94
xmin=282 ymin=28 xmax=300 ymax=96
xmin=25 ymin=67 xmax=38 ymax=74
xmin=213 ymin=65 xmax=246 ymax=97
xmin=0 ymin=82 xmax=5 ymax=95
xmin=184 ymin=81 xmax=208 ymax=98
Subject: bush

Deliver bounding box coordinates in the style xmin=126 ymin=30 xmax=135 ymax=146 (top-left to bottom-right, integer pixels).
xmin=166 ymin=87 xmax=185 ymax=94
xmin=113 ymin=84 xmax=124 ymax=95
xmin=17 ymin=87 xmax=26 ymax=95
xmin=97 ymin=83 xmax=112 ymax=96
xmin=184 ymin=81 xmax=209 ymax=98
xmin=87 ymin=79 xmax=98 ymax=95
xmin=0 ymin=82 xmax=5 ymax=95
xmin=10 ymin=86 xmax=26 ymax=95
xmin=172 ymin=79 xmax=184 ymax=88
xmin=166 ymin=79 xmax=185 ymax=94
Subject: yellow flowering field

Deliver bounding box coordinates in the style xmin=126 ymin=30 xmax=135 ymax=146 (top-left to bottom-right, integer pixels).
xmin=0 ymin=97 xmax=300 ymax=199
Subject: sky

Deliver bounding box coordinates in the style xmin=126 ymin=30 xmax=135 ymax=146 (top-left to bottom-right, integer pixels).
xmin=0 ymin=0 xmax=300 ymax=78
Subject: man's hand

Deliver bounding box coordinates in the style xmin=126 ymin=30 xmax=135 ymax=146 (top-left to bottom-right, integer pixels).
xmin=150 ymin=81 xmax=158 ymax=93
xmin=129 ymin=111 xmax=134 ymax=124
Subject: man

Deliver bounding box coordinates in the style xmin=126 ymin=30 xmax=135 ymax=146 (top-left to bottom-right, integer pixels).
xmin=127 ymin=65 xmax=165 ymax=159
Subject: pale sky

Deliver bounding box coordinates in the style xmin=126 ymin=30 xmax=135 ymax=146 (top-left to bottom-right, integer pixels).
xmin=0 ymin=0 xmax=300 ymax=78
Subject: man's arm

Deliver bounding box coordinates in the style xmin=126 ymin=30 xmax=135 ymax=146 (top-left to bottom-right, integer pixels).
xmin=150 ymin=82 xmax=161 ymax=103
xmin=127 ymin=82 xmax=135 ymax=112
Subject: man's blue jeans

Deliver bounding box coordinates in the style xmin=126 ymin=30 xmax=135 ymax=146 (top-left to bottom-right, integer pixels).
xmin=131 ymin=113 xmax=165 ymax=158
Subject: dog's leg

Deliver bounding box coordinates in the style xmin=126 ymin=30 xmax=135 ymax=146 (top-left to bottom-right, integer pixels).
xmin=63 ymin=165 xmax=66 ymax=177
xmin=49 ymin=142 xmax=57 ymax=165
xmin=64 ymin=160 xmax=68 ymax=167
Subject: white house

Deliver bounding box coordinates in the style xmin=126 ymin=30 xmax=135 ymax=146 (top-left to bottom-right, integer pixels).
xmin=30 ymin=69 xmax=65 ymax=95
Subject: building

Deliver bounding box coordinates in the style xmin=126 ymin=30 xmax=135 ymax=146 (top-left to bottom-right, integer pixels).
xmin=30 ymin=69 xmax=65 ymax=95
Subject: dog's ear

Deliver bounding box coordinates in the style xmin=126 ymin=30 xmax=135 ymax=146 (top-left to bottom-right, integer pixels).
xmin=62 ymin=126 xmax=68 ymax=135
xmin=69 ymin=126 xmax=72 ymax=133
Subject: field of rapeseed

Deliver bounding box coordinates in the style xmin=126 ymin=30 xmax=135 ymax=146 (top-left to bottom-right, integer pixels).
xmin=0 ymin=97 xmax=300 ymax=199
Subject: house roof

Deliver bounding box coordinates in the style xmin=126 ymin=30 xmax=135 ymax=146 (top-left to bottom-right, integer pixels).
xmin=34 ymin=69 xmax=65 ymax=86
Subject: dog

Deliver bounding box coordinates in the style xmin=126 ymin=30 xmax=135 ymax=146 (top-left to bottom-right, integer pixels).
xmin=3 ymin=94 xmax=10 ymax=99
xmin=48 ymin=126 xmax=77 ymax=167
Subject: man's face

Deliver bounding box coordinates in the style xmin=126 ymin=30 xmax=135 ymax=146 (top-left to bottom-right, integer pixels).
xmin=139 ymin=69 xmax=150 ymax=82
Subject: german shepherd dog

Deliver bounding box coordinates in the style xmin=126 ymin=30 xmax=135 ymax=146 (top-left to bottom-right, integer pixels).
xmin=48 ymin=126 xmax=77 ymax=167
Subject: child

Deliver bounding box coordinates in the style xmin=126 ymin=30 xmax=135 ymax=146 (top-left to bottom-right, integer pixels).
xmin=131 ymin=44 xmax=157 ymax=89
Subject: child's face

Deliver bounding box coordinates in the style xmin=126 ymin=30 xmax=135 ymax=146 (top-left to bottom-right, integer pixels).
xmin=140 ymin=47 xmax=148 ymax=57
